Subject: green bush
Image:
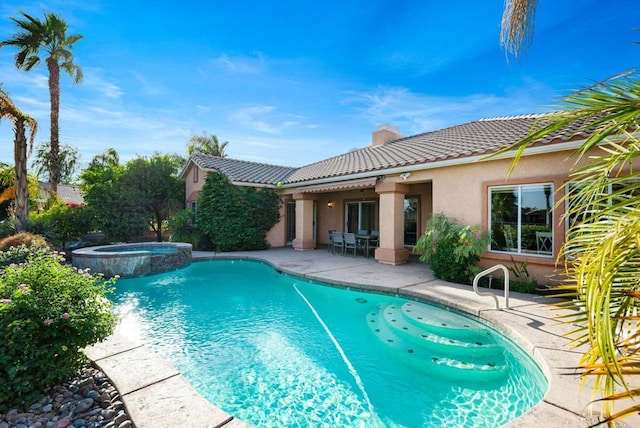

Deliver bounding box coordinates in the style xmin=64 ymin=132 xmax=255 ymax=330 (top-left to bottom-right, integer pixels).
xmin=414 ymin=213 xmax=489 ymax=284
xmin=0 ymin=250 xmax=117 ymax=410
xmin=32 ymin=201 xmax=94 ymax=248
xmin=197 ymin=172 xmax=281 ymax=251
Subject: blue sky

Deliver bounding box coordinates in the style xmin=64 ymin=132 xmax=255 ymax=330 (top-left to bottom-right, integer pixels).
xmin=0 ymin=1 xmax=638 ymax=171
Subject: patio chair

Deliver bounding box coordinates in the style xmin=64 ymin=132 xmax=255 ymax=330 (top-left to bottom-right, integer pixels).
xmin=327 ymin=229 xmax=336 ymax=253
xmin=331 ymin=231 xmax=345 ymax=255
xmin=536 ymin=231 xmax=552 ymax=254
xmin=343 ymin=233 xmax=358 ymax=256
xmin=368 ymin=230 xmax=380 ymax=257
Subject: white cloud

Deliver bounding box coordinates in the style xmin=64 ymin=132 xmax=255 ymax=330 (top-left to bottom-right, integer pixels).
xmin=210 ymin=53 xmax=265 ymax=75
xmin=341 ymin=85 xmax=555 ymax=135
xmin=228 ymin=104 xmax=304 ymax=135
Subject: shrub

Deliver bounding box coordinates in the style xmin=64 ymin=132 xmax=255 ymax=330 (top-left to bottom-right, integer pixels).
xmin=0 ymin=232 xmax=49 ymax=252
xmin=197 ymin=172 xmax=281 ymax=251
xmin=33 ymin=201 xmax=94 ymax=248
xmin=413 ymin=213 xmax=489 ymax=284
xmin=0 ymin=250 xmax=117 ymax=410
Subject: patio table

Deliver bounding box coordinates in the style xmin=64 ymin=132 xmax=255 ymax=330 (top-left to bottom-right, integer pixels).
xmin=355 ymin=234 xmax=373 ymax=258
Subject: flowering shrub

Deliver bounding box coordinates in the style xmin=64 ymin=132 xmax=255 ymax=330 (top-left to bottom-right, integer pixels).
xmin=0 ymin=250 xmax=117 ymax=410
xmin=0 ymin=232 xmax=49 ymax=252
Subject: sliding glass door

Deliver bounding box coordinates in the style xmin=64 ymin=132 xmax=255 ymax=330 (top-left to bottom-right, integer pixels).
xmin=345 ymin=201 xmax=376 ymax=233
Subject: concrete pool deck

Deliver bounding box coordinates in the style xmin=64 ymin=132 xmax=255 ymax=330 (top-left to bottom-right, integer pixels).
xmin=84 ymin=248 xmax=639 ymax=427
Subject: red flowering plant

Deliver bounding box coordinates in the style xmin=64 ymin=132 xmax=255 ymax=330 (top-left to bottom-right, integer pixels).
xmin=0 ymin=249 xmax=116 ymax=410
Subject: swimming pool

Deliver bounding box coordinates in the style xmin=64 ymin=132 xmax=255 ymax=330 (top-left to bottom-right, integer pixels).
xmin=113 ymin=259 xmax=547 ymax=427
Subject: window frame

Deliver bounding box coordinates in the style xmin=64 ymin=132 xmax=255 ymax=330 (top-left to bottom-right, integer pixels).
xmin=488 ymin=182 xmax=555 ymax=258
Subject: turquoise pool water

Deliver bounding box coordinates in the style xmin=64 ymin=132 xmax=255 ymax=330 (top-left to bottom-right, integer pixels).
xmin=96 ymin=245 xmax=177 ymax=255
xmin=113 ymin=259 xmax=547 ymax=427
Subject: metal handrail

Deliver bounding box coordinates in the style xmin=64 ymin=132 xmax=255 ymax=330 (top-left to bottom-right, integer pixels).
xmin=473 ymin=264 xmax=510 ymax=309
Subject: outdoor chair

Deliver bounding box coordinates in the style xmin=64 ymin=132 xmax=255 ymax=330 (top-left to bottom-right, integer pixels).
xmin=536 ymin=231 xmax=552 ymax=254
xmin=368 ymin=230 xmax=380 ymax=257
xmin=327 ymin=229 xmax=336 ymax=253
xmin=331 ymin=231 xmax=345 ymax=255
xmin=343 ymin=233 xmax=358 ymax=256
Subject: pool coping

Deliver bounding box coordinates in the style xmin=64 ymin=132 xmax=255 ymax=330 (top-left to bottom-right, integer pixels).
xmin=84 ymin=248 xmax=639 ymax=428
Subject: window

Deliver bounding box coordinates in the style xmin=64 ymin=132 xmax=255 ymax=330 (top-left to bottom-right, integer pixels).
xmin=345 ymin=201 xmax=376 ymax=233
xmin=489 ymin=183 xmax=553 ymax=256
xmin=404 ymin=197 xmax=419 ymax=246
xmin=193 ymin=167 xmax=198 ymax=183
xmin=190 ymin=201 xmax=197 ymax=225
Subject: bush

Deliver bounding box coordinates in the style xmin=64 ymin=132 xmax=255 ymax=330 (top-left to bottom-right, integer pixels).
xmin=0 ymin=232 xmax=49 ymax=252
xmin=0 ymin=250 xmax=117 ymax=410
xmin=32 ymin=202 xmax=94 ymax=248
xmin=414 ymin=213 xmax=489 ymax=284
xmin=197 ymin=173 xmax=281 ymax=251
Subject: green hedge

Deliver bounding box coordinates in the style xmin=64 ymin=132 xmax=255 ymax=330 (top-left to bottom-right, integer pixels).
xmin=196 ymin=172 xmax=281 ymax=251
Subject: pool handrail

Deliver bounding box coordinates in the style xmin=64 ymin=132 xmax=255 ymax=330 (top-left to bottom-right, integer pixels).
xmin=473 ymin=264 xmax=510 ymax=309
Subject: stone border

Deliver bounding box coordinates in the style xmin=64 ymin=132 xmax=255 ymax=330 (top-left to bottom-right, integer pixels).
xmin=72 ymin=242 xmax=192 ymax=278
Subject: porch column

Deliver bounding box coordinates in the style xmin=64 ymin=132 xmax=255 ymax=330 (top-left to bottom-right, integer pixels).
xmin=292 ymin=193 xmax=316 ymax=251
xmin=375 ymin=182 xmax=410 ymax=265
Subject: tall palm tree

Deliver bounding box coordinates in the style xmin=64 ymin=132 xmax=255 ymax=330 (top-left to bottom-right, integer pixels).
xmin=187 ymin=132 xmax=229 ymax=157
xmin=1 ymin=11 xmax=83 ymax=194
xmin=505 ymin=73 xmax=640 ymax=426
xmin=0 ymin=88 xmax=38 ymax=232
xmin=500 ymin=0 xmax=538 ymax=59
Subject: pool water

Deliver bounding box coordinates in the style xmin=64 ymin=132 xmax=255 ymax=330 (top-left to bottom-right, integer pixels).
xmin=113 ymin=259 xmax=547 ymax=427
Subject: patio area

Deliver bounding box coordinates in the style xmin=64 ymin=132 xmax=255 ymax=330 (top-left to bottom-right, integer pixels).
xmin=85 ymin=248 xmax=639 ymax=428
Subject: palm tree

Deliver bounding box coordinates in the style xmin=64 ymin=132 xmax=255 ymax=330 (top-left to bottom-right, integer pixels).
xmin=1 ymin=11 xmax=83 ymax=195
xmin=0 ymin=87 xmax=38 ymax=232
xmin=187 ymin=132 xmax=229 ymax=157
xmin=500 ymin=0 xmax=538 ymax=58
xmin=506 ymin=73 xmax=640 ymax=426
xmin=31 ymin=140 xmax=80 ymax=184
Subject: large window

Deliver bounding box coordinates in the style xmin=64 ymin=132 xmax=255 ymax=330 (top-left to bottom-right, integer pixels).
xmin=489 ymin=183 xmax=553 ymax=256
xmin=346 ymin=201 xmax=376 ymax=233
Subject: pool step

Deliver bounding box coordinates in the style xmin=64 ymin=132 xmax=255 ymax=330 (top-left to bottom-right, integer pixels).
xmin=367 ymin=303 xmax=508 ymax=382
xmin=401 ymin=301 xmax=493 ymax=340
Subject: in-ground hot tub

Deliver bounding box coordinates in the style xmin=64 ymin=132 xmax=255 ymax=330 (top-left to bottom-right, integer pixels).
xmin=72 ymin=242 xmax=192 ymax=278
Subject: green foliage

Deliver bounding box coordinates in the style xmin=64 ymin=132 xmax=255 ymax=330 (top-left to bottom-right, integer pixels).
xmin=0 ymin=249 xmax=116 ymax=410
xmin=79 ymin=151 xmax=147 ymax=242
xmin=506 ymin=258 xmax=538 ymax=293
xmin=80 ymin=151 xmax=184 ymax=242
xmin=31 ymin=141 xmax=80 ymax=184
xmin=123 ymin=154 xmax=185 ymax=241
xmin=197 ymin=172 xmax=281 ymax=251
xmin=31 ymin=201 xmax=93 ymax=248
xmin=413 ymin=213 xmax=489 ymax=284
xmin=168 ymin=209 xmax=210 ymax=250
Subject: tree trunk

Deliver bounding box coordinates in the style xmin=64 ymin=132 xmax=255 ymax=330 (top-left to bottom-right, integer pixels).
xmin=14 ymin=120 xmax=28 ymax=232
xmin=48 ymin=57 xmax=60 ymax=194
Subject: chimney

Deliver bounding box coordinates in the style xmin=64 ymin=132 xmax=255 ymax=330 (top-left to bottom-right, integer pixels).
xmin=372 ymin=124 xmax=402 ymax=147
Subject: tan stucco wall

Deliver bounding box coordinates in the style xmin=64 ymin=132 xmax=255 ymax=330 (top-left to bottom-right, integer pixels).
xmin=184 ymin=163 xmax=206 ymax=205
xmin=402 ymin=149 xmax=579 ymax=283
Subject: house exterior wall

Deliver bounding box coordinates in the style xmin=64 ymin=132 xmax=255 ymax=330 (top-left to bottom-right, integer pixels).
xmin=184 ymin=163 xmax=205 ymax=205
xmin=401 ymin=149 xmax=580 ymax=283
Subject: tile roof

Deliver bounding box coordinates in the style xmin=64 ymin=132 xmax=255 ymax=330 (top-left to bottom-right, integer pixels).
xmin=284 ymin=113 xmax=587 ymax=183
xmin=185 ymin=113 xmax=591 ymax=187
xmin=38 ymin=183 xmax=85 ymax=205
xmin=187 ymin=153 xmax=298 ymax=185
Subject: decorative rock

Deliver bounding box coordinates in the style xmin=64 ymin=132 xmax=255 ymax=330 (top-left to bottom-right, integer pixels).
xmin=86 ymin=391 xmax=99 ymax=400
xmin=73 ymin=398 xmax=94 ymax=415
xmin=53 ymin=417 xmax=72 ymax=428
xmin=0 ymin=365 xmax=132 ymax=428
xmin=113 ymin=412 xmax=127 ymax=426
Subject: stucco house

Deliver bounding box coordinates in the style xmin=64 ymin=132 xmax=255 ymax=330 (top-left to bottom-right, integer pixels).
xmin=180 ymin=113 xmax=594 ymax=284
